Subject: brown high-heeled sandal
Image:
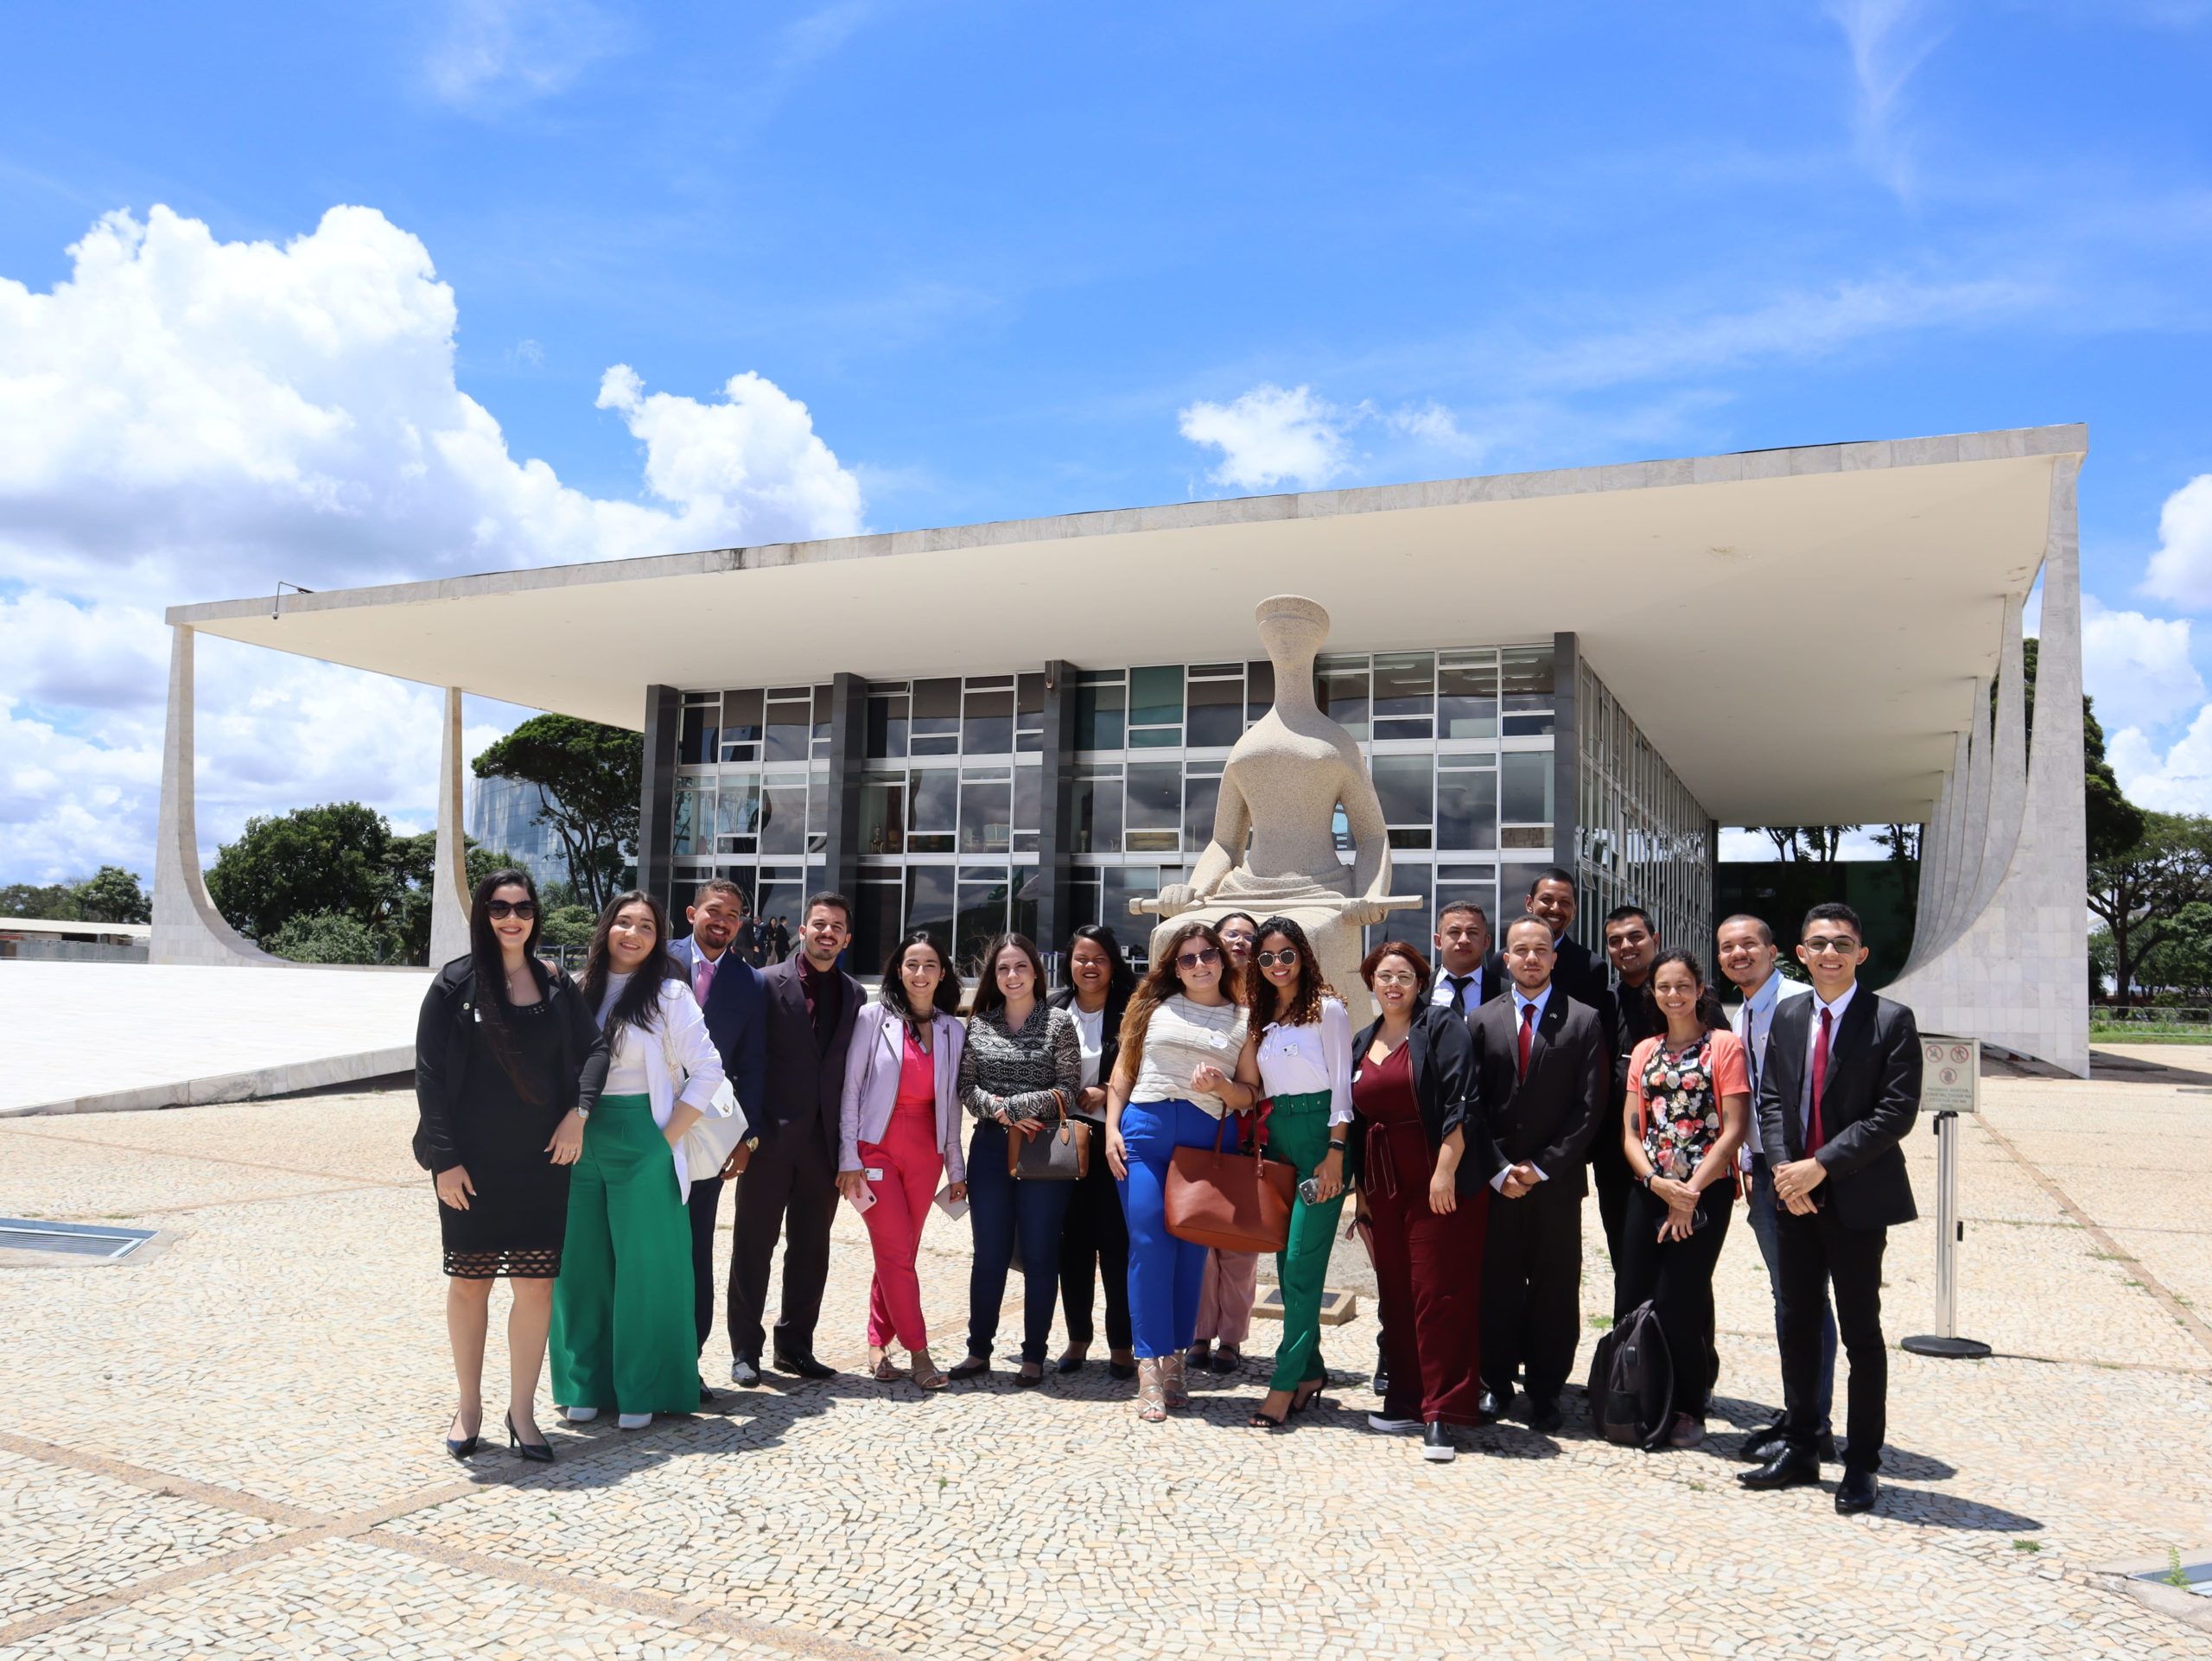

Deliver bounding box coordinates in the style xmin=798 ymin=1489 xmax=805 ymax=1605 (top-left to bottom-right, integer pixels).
xmin=1135 ymin=1358 xmax=1166 ymax=1422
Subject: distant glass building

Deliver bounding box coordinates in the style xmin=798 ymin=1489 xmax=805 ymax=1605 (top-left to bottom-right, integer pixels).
xmin=467 ymin=773 xmax=569 ymax=891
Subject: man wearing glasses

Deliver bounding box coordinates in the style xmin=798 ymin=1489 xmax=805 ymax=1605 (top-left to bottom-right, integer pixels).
xmin=728 ymin=893 xmax=864 ymax=1386
xmin=1738 ymin=902 xmax=1921 ymax=1515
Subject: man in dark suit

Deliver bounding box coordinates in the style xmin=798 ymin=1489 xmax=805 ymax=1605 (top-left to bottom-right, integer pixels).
xmin=669 ymin=880 xmax=767 ymax=1398
xmin=1739 ymin=901 xmax=1921 ymax=1515
xmin=1523 ymin=868 xmax=1612 ymax=1017
xmin=728 ymin=892 xmax=863 ymax=1385
xmin=1599 ymin=905 xmax=1665 ymax=1282
xmin=1470 ymin=914 xmax=1609 ymax=1433
xmin=1430 ymin=900 xmax=1506 ymax=1015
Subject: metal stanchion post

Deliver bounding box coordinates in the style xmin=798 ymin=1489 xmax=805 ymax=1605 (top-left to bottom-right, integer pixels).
xmin=1904 ymin=1038 xmax=1991 ymax=1359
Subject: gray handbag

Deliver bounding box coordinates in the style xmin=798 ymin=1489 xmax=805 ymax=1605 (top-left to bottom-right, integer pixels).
xmin=1007 ymin=1092 xmax=1090 ymax=1181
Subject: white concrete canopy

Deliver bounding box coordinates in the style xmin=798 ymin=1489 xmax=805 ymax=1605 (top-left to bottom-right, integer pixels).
xmin=170 ymin=426 xmax=2083 ymax=830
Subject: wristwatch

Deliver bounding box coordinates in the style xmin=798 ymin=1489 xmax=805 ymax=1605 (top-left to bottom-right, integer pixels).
xmin=574 ymin=1103 xmax=590 ymax=1123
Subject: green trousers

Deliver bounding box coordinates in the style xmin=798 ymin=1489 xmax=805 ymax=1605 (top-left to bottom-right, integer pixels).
xmin=550 ymin=1094 xmax=699 ymax=1416
xmin=1268 ymin=1089 xmax=1347 ymax=1391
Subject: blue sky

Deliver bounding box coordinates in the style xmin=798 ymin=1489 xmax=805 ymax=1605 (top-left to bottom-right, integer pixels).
xmin=2 ymin=1 xmax=2209 ymax=881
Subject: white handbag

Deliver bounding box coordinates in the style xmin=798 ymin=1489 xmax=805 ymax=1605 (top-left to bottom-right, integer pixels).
xmin=660 ymin=1006 xmax=747 ymax=1182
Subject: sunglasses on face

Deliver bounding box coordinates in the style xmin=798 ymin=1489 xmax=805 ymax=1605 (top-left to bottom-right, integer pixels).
xmin=484 ymin=901 xmax=536 ymax=920
xmin=1255 ymin=948 xmax=1300 ymax=969
xmin=1802 ymin=935 xmax=1861 ymax=955
xmin=1176 ymin=946 xmax=1223 ymax=971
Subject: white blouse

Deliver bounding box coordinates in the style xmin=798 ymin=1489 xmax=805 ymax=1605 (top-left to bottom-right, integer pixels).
xmin=1255 ymin=996 xmax=1355 ymax=1126
xmin=1071 ymin=1003 xmax=1106 ymax=1096
xmin=592 ymin=972 xmax=728 ymax=1188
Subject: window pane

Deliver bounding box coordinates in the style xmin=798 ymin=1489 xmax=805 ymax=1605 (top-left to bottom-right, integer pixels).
xmin=959 ymin=775 xmax=1014 ymax=854
xmin=1069 ymin=873 xmax=1102 ymax=933
xmin=962 ymin=685 xmax=1014 ymax=755
xmin=1128 ymin=728 xmax=1180 ymax=748
xmin=679 ymin=704 xmax=711 ymax=767
xmin=906 ymin=867 xmax=957 ymax=957
xmin=1371 ymin=754 xmax=1433 ymax=826
xmin=1075 ymin=682 xmax=1125 ymax=751
xmin=1102 ymin=867 xmax=1164 ymax=944
xmin=1372 ymin=653 xmax=1434 ymax=722
xmin=1185 ymin=677 xmax=1243 ymax=748
xmin=1317 ymin=657 xmax=1369 ymax=740
xmin=1017 ymin=672 xmax=1046 ymax=720
xmin=1246 ymin=660 xmax=1274 ymax=723
xmin=1125 ymin=762 xmax=1180 ymax=852
xmin=1013 ymin=763 xmax=1042 ymax=852
xmin=1012 ymin=869 xmax=1043 ymax=946
xmin=721 ymin=689 xmax=763 ymax=748
xmin=765 ymin=697 xmax=810 ymax=764
xmin=1128 ymin=665 xmax=1184 ymax=730
xmin=861 ymin=777 xmax=905 ymax=854
xmin=1439 ymin=662 xmax=1497 ymax=741
xmin=1500 ymin=751 xmax=1553 ymax=824
xmin=956 ymin=876 xmax=1010 ymax=971
xmin=1072 ymin=771 xmax=1122 ymax=854
xmin=1501 ymin=645 xmax=1554 ymax=735
xmin=851 ymin=879 xmax=902 ymax=972
xmin=812 ymin=685 xmax=833 ymax=748
xmin=760 ymin=773 xmax=808 ymax=855
xmin=1437 ymin=765 xmax=1497 ymax=850
xmin=866 ymin=693 xmax=908 ymax=759
xmin=716 ymin=779 xmax=761 ymax=848
xmin=912 ymin=678 xmax=961 ymax=754
xmin=908 ymin=767 xmax=957 ymax=853
xmin=806 ymin=767 xmax=828 ymax=853
xmin=1182 ymin=770 xmax=1221 ymax=852
xmin=672 ymin=781 xmax=699 ymax=854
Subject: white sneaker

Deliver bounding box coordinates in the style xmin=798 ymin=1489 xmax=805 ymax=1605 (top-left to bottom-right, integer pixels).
xmin=617 ymin=1412 xmax=652 ymax=1430
xmin=1367 ymin=1413 xmax=1422 ymax=1435
xmin=561 ymin=1406 xmax=599 ymax=1423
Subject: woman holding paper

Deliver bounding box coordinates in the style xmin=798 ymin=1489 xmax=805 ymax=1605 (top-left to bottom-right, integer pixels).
xmin=837 ymin=932 xmax=969 ymax=1390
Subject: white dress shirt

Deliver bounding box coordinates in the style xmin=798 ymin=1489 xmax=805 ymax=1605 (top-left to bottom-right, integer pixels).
xmin=1494 ymin=982 xmax=1554 ymax=1192
xmin=1430 ymin=965 xmax=1486 ymax=1013
xmin=1800 ymin=980 xmax=1859 ymax=1141
xmin=1255 ymin=997 xmax=1355 ymax=1125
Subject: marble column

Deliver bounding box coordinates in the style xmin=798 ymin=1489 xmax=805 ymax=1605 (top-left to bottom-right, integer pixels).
xmin=149 ymin=626 xmax=278 ymax=966
xmin=427 ymin=689 xmax=472 ymax=968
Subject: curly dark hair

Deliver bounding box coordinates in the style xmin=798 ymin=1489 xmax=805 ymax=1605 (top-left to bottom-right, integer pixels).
xmin=1247 ymin=916 xmax=1332 ymax=1031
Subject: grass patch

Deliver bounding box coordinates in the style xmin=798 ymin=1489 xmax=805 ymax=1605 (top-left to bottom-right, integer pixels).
xmin=2012 ymin=1539 xmax=2042 ymax=1554
xmin=1588 ymin=1314 xmax=1613 ymax=1331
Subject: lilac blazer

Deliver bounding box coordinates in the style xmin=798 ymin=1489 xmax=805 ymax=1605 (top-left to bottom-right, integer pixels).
xmin=838 ymin=1002 xmax=968 ymax=1181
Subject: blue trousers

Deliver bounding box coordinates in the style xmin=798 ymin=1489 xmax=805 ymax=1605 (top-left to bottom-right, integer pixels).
xmin=1747 ymin=1157 xmax=1836 ymax=1431
xmin=1116 ymin=1098 xmax=1221 ymax=1359
xmin=965 ymin=1119 xmax=1076 ymax=1364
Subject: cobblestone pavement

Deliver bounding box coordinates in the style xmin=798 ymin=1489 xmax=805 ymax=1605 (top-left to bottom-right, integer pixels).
xmin=3 ymin=1055 xmax=2209 ymax=1660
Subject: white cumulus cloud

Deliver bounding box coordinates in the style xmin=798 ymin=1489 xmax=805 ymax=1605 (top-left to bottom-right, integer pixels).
xmin=2109 ymin=709 xmax=2212 ymax=813
xmin=0 ymin=202 xmax=865 ymax=882
xmin=2142 ymin=473 xmax=2212 ymax=609
xmin=2082 ymin=596 xmax=2205 ymax=734
xmin=1179 ymin=384 xmax=1351 ymax=493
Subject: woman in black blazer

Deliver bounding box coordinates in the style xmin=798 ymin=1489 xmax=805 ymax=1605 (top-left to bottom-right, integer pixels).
xmin=1346 ymin=939 xmax=1489 ymax=1463
xmin=1050 ymin=925 xmax=1138 ymax=1378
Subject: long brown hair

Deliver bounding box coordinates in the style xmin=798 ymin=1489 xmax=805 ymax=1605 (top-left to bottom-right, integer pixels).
xmin=1115 ymin=920 xmax=1235 ymax=1089
xmin=1248 ymin=915 xmax=1331 ymax=1032
xmin=581 ymin=890 xmax=679 ymax=1038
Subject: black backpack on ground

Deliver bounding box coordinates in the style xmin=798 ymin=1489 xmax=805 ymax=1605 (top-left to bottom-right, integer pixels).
xmin=1587 ymin=1301 xmax=1674 ymax=1450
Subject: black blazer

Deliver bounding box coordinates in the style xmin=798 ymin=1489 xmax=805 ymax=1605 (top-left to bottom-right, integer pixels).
xmin=1048 ymin=984 xmax=1128 ymax=1101
xmin=1466 ymin=987 xmax=1607 ymax=1195
xmin=411 ymin=955 xmax=609 ymax=1174
xmin=1610 ymin=975 xmax=1667 ymax=1107
xmin=1755 ymin=988 xmax=1921 ymax=1231
xmin=759 ymin=955 xmax=866 ymax=1163
xmin=1344 ymin=1004 xmax=1488 ymax=1196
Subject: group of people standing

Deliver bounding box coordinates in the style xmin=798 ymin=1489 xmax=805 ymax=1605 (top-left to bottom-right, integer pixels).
xmin=416 ymin=862 xmax=1923 ymax=1514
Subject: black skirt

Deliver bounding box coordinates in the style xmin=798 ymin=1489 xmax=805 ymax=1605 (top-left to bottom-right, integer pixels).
xmin=438 ymin=999 xmax=573 ymax=1278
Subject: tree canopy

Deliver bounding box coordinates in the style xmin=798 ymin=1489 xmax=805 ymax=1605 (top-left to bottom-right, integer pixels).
xmin=0 ymin=866 xmax=150 ymax=924
xmin=2087 ymin=811 xmax=2212 ymax=1006
xmin=471 ymin=715 xmax=641 ymax=913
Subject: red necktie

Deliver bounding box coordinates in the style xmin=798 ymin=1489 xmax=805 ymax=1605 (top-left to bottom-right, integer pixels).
xmin=1517 ymin=1001 xmax=1535 ymax=1080
xmin=1809 ymin=1006 xmax=1832 ymax=1152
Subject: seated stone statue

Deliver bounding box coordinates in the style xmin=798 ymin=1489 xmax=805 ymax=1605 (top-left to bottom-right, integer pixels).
xmin=1143 ymin=595 xmax=1413 ymax=1020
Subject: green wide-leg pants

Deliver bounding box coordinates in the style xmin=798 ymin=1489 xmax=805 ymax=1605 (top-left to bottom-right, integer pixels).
xmin=550 ymin=1094 xmax=699 ymax=1416
xmin=1268 ymin=1089 xmax=1347 ymax=1392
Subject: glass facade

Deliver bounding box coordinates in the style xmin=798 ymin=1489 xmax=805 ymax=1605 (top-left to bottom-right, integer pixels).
xmin=660 ymin=638 xmax=1708 ymax=977
xmin=1573 ymin=654 xmax=1713 ymax=958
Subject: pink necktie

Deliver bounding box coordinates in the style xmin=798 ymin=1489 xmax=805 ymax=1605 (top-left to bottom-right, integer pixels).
xmin=693 ymin=954 xmax=715 ymax=1006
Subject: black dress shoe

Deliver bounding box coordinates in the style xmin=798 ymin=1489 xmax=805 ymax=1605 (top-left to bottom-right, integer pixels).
xmin=445 ymin=1427 xmax=480 ymax=1461
xmin=1054 ymin=1352 xmax=1087 ymax=1375
xmin=1528 ymin=1401 xmax=1564 ymax=1435
xmin=773 ymin=1350 xmax=836 ymax=1380
xmin=1421 ymin=1422 xmax=1457 ymax=1462
xmin=730 ymin=1357 xmax=762 ymax=1388
xmin=505 ymin=1412 xmax=555 ymax=1464
xmin=1015 ymin=1365 xmax=1044 ymax=1389
xmin=1738 ymin=1449 xmax=1821 ymax=1491
xmin=1834 ymin=1468 xmax=1880 ymax=1514
xmin=1107 ymin=1359 xmax=1137 ymax=1382
xmin=1477 ymin=1388 xmax=1504 ymax=1422
xmin=1740 ymin=1418 xmax=1789 ymax=1462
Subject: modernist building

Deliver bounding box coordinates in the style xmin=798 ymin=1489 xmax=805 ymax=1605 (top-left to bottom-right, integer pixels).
xmin=149 ymin=425 xmax=2091 ymax=1074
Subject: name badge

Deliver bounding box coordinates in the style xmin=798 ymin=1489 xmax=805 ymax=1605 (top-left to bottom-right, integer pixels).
xmin=1209 ymin=1031 xmax=1229 ymax=1049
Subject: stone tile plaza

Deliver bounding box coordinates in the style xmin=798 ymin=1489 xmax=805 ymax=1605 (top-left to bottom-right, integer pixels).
xmin=3 ymin=1056 xmax=2211 ymax=1658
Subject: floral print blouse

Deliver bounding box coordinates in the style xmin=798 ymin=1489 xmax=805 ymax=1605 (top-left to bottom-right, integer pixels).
xmin=1629 ymin=1028 xmax=1751 ymax=1180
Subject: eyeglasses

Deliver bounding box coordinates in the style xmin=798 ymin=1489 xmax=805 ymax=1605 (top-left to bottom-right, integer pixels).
xmin=1176 ymin=947 xmax=1223 ymax=971
xmin=1802 ymin=935 xmax=1861 ymax=955
xmin=1255 ymin=948 xmax=1300 ymax=969
xmin=484 ymin=901 xmax=536 ymax=920
xmin=1370 ymin=971 xmax=1421 ymax=988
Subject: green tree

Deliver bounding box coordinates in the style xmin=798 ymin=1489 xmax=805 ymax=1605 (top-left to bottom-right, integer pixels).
xmin=206 ymin=802 xmax=399 ymax=945
xmin=0 ymin=881 xmax=80 ymax=920
xmin=265 ymin=910 xmax=384 ymax=964
xmin=471 ymin=716 xmax=642 ymax=913
xmin=540 ymin=904 xmax=599 ymax=951
xmin=71 ymin=866 xmax=151 ymax=924
xmin=2087 ymin=812 xmax=2212 ymax=1007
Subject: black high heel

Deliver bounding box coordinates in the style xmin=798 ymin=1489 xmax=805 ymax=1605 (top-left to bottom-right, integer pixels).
xmin=505 ymin=1411 xmax=555 ymax=1464
xmin=446 ymin=1413 xmax=480 ymax=1461
xmin=1292 ymin=1368 xmax=1330 ymax=1415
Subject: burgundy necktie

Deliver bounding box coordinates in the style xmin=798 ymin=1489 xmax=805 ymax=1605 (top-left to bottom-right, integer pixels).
xmin=1518 ymin=1001 xmax=1535 ymax=1080
xmin=1809 ymin=1005 xmax=1832 ymax=1152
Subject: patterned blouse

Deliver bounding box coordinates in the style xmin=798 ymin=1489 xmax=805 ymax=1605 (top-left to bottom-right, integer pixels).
xmin=958 ymin=1003 xmax=1083 ymax=1123
xmin=1629 ymin=1028 xmax=1751 ymax=1181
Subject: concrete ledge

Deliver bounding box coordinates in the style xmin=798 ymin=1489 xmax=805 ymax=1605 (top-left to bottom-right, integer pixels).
xmin=2093 ymin=1557 xmax=2212 ymax=1637
xmin=0 ymin=1046 xmax=415 ymax=1117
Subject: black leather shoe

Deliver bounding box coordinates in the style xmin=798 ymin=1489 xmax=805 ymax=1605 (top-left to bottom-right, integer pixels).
xmin=1421 ymin=1422 xmax=1456 ymax=1462
xmin=1107 ymin=1359 xmax=1137 ymax=1381
xmin=773 ymin=1350 xmax=836 ymax=1380
xmin=1834 ymin=1469 xmax=1880 ymax=1513
xmin=730 ymin=1357 xmax=762 ymax=1388
xmin=1738 ymin=1449 xmax=1821 ymax=1492
xmin=1528 ymin=1401 xmax=1564 ymax=1435
xmin=1478 ymin=1388 xmax=1504 ymax=1422
xmin=1054 ymin=1352 xmax=1087 ymax=1375
xmin=1740 ymin=1418 xmax=1789 ymax=1462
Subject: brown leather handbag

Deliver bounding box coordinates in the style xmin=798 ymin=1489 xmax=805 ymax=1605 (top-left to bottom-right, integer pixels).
xmin=1165 ymin=1104 xmax=1297 ymax=1252
xmin=1007 ymin=1092 xmax=1090 ymax=1181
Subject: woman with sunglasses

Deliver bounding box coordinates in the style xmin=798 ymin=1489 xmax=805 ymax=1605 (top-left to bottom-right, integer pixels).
xmin=1105 ymin=919 xmax=1256 ymax=1421
xmin=1234 ymin=917 xmax=1351 ymax=1428
xmin=414 ymin=869 xmax=608 ymax=1463
xmin=953 ymin=932 xmax=1083 ymax=1386
xmin=1190 ymin=911 xmax=1262 ymax=1375
xmin=1050 ymin=925 xmax=1138 ymax=1379
xmin=550 ymin=889 xmax=728 ymax=1432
